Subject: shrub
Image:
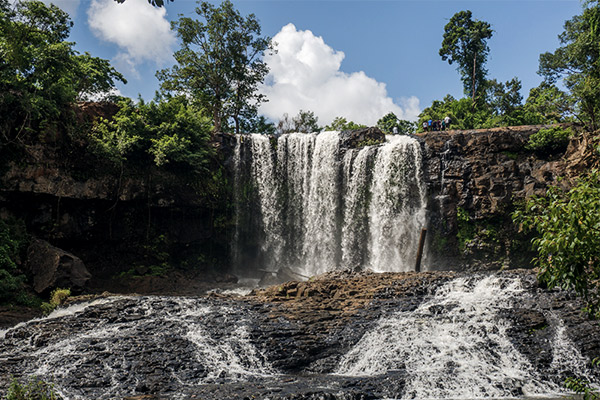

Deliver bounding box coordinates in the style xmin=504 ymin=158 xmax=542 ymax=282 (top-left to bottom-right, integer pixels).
xmin=40 ymin=288 xmax=71 ymax=315
xmin=513 ymin=170 xmax=600 ymax=316
xmin=0 ymin=218 xmax=30 ymax=305
xmin=525 ymin=126 xmax=572 ymax=155
xmin=6 ymin=377 xmax=61 ymax=400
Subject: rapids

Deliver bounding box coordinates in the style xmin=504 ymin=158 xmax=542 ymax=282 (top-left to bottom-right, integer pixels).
xmin=1 ymin=272 xmax=598 ymax=400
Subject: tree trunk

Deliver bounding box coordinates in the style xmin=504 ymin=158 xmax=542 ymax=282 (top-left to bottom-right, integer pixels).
xmin=472 ymin=55 xmax=477 ymax=104
xmin=213 ymin=107 xmax=221 ymax=136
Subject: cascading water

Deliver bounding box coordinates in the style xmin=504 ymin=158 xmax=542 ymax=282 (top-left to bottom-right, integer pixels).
xmin=1 ymin=274 xmax=597 ymax=399
xmin=233 ymin=131 xmax=427 ymax=278
xmin=0 ymin=297 xmax=274 ymax=400
xmin=336 ymin=275 xmax=594 ymax=399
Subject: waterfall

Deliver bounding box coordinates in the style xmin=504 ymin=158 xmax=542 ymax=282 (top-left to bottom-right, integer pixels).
xmin=367 ymin=135 xmax=426 ymax=272
xmin=232 ymin=132 xmax=428 ymax=277
xmin=336 ymin=275 xmax=592 ymax=399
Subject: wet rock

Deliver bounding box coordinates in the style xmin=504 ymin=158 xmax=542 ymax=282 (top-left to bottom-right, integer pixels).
xmin=1 ymin=270 xmax=600 ymax=400
xmin=26 ymin=239 xmax=91 ymax=293
xmin=339 ymin=127 xmax=386 ymax=149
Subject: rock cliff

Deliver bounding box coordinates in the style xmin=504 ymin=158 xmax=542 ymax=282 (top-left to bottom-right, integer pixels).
xmin=418 ymin=124 xmax=593 ymax=269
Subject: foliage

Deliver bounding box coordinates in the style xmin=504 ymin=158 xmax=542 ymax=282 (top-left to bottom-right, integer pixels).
xmin=418 ymin=95 xmax=491 ymax=131
xmin=0 ymin=0 xmax=125 ymax=143
xmin=565 ymin=358 xmax=600 ymax=400
xmin=241 ymin=115 xmax=276 ymax=134
xmin=115 ymin=0 xmax=172 ymax=7
xmin=376 ymin=112 xmax=416 ymax=134
xmin=417 ymin=83 xmax=565 ymax=131
xmin=41 ymin=288 xmax=70 ymax=315
xmin=0 ymin=218 xmax=33 ymax=305
xmin=356 ymin=137 xmax=385 ymax=147
xmin=538 ymin=1 xmax=600 ymax=131
xmin=276 ymin=110 xmax=321 ymax=134
xmin=91 ymin=95 xmax=214 ymax=172
xmin=6 ymin=377 xmax=61 ymax=400
xmin=439 ymin=10 xmax=493 ymax=102
xmin=513 ymin=170 xmax=600 ymax=316
xmin=157 ymin=0 xmax=271 ymax=134
xmin=324 ymin=116 xmax=366 ymax=131
xmin=523 ymin=82 xmax=573 ymax=124
xmin=483 ymin=77 xmax=530 ymax=126
xmin=456 ymin=207 xmax=476 ymax=252
xmin=525 ymin=126 xmax=573 ymax=155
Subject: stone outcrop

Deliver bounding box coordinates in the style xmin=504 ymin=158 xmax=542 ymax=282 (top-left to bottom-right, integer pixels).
xmin=420 ymin=125 xmax=574 ymax=220
xmin=26 ymin=239 xmax=91 ymax=293
xmin=340 ymin=127 xmax=385 ymax=148
xmin=417 ymin=124 xmax=594 ymax=268
xmin=0 ymin=138 xmax=227 ymax=286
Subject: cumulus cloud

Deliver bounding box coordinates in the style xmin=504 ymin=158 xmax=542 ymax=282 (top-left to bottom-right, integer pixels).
xmin=260 ymin=23 xmax=420 ymax=126
xmin=87 ymin=0 xmax=176 ymax=77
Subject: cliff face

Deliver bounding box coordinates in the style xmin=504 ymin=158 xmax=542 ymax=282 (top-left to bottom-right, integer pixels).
xmin=419 ymin=124 xmax=592 ymax=269
xmin=0 ymin=124 xmax=592 ymax=294
xmin=0 ymin=141 xmax=229 ymax=291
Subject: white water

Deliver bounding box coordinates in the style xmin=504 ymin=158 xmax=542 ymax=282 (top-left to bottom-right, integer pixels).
xmin=336 ymin=275 xmax=591 ymax=399
xmin=0 ymin=297 xmax=274 ymax=400
xmin=233 ymin=132 xmax=428 ymax=277
xmin=0 ymin=297 xmax=118 ymax=340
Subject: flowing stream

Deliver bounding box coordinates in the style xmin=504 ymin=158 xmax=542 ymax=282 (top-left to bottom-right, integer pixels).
xmin=233 ymin=132 xmax=427 ymax=277
xmin=336 ymin=275 xmax=594 ymax=399
xmin=0 ymin=274 xmax=596 ymax=400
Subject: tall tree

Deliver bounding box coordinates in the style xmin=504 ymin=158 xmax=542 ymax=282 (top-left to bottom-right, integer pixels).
xmin=439 ymin=10 xmax=493 ymax=103
xmin=538 ymin=1 xmax=600 ymax=131
xmin=157 ymin=1 xmax=271 ymax=135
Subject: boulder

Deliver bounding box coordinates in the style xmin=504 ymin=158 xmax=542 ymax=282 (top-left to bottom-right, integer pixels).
xmin=26 ymin=239 xmax=91 ymax=293
xmin=340 ymin=127 xmax=386 ymax=149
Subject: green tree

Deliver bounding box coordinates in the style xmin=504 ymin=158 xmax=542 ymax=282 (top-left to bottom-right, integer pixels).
xmin=376 ymin=112 xmax=416 ymax=134
xmin=241 ymin=115 xmax=275 ymax=134
xmin=324 ymin=116 xmax=367 ymax=131
xmin=486 ymin=78 xmax=523 ymax=117
xmin=513 ymin=170 xmax=600 ymax=316
xmin=418 ymin=95 xmax=492 ymax=131
xmin=538 ymin=1 xmax=600 ymax=130
xmin=439 ymin=10 xmax=493 ymax=103
xmin=157 ymin=0 xmax=271 ymax=135
xmin=92 ymin=95 xmax=214 ymax=172
xmin=0 ymin=0 xmax=124 ymax=143
xmin=523 ymin=82 xmax=572 ymax=124
xmin=276 ymin=110 xmax=321 ymax=134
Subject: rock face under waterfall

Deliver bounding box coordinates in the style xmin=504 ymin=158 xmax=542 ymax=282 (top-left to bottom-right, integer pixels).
xmin=1 ymin=270 xmax=599 ymax=400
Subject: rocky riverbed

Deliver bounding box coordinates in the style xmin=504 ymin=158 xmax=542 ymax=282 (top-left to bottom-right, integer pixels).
xmin=1 ymin=269 xmax=599 ymax=400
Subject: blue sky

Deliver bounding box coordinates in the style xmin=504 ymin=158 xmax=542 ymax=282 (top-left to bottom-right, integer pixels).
xmin=52 ymin=0 xmax=583 ymax=125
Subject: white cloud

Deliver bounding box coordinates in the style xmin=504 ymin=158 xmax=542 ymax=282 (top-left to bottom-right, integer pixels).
xmin=87 ymin=0 xmax=176 ymax=77
xmin=260 ymin=23 xmax=420 ymax=126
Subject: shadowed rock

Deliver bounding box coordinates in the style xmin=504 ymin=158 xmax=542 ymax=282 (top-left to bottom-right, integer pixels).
xmin=26 ymin=239 xmax=91 ymax=293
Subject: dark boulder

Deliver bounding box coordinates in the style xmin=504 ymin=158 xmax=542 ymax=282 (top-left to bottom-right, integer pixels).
xmin=339 ymin=127 xmax=385 ymax=149
xmin=26 ymin=239 xmax=91 ymax=293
